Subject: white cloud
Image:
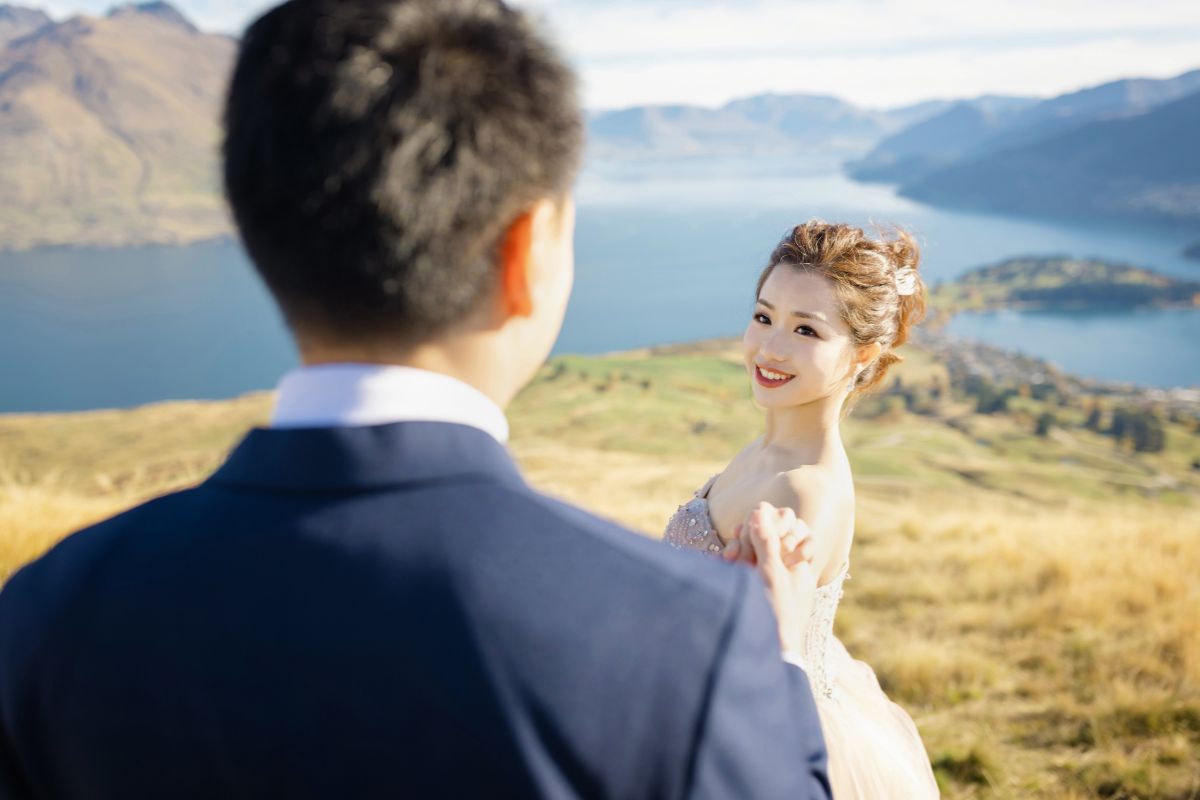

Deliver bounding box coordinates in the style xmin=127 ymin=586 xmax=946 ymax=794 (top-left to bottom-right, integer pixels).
xmin=518 ymin=0 xmax=1200 ymax=108
xmin=526 ymin=0 xmax=1200 ymax=60
xmin=577 ymin=35 xmax=1200 ymax=110
xmin=34 ymin=0 xmax=1200 ymax=108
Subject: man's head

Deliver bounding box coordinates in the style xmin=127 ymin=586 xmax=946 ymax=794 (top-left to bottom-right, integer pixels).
xmin=223 ymin=0 xmax=583 ymax=399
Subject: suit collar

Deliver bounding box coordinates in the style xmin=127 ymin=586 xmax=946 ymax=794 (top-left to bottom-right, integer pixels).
xmin=206 ymin=421 xmax=526 ymax=493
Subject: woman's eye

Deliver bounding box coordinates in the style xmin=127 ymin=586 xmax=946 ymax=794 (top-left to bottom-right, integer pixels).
xmin=754 ymin=312 xmax=771 ymax=324
xmin=796 ymin=325 xmax=818 ymax=338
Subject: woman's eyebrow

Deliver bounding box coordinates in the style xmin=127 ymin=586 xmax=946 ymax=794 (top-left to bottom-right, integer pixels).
xmin=757 ymin=299 xmax=829 ymax=323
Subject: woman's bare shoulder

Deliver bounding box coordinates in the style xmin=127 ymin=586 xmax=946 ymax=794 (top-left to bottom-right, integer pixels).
xmin=759 ymin=464 xmax=841 ymax=513
xmin=710 ymin=437 xmax=764 ymax=488
xmin=764 ymin=466 xmax=854 ymax=581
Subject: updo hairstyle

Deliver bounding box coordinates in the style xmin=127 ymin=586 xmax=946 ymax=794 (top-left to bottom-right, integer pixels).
xmin=755 ymin=220 xmax=927 ymax=403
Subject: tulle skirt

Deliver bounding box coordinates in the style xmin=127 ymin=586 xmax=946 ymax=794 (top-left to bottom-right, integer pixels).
xmin=815 ymin=636 xmax=940 ymax=798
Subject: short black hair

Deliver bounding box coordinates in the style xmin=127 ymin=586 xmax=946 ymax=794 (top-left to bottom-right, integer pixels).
xmin=222 ymin=0 xmax=583 ymax=345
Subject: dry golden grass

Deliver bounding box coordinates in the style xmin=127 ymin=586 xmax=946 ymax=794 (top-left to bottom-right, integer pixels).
xmin=2 ymin=346 xmax=1198 ymax=798
xmin=842 ymin=498 xmax=1200 ymax=800
xmin=0 ymin=477 xmax=128 ymax=584
xmin=511 ymin=441 xmax=1200 ymax=798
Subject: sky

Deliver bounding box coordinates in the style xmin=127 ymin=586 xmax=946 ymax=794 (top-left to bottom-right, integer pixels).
xmin=30 ymin=0 xmax=1200 ymax=110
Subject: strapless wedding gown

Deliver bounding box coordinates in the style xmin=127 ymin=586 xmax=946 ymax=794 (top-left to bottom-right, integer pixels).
xmin=663 ymin=477 xmax=940 ymax=799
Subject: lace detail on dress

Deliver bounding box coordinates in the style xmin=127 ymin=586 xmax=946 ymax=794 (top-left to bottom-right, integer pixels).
xmin=797 ymin=567 xmax=849 ymax=700
xmin=663 ymin=476 xmax=850 ymax=699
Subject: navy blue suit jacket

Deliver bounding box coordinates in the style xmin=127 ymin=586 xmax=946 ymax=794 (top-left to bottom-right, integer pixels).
xmin=0 ymin=422 xmax=829 ymax=799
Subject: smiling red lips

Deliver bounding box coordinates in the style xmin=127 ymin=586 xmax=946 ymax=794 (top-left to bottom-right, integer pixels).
xmin=755 ymin=365 xmax=795 ymax=388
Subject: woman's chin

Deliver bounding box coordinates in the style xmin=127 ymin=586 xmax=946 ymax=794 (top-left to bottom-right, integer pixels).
xmin=752 ymin=384 xmax=833 ymax=409
xmin=752 ymin=387 xmax=795 ymax=407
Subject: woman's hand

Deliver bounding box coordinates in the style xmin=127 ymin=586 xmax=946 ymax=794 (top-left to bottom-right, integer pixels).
xmin=723 ymin=502 xmax=818 ymax=653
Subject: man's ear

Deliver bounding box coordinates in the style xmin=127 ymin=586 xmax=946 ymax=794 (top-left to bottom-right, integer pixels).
xmin=498 ymin=209 xmax=535 ymax=318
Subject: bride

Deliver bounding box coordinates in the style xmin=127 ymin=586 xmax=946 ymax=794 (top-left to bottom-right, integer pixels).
xmin=664 ymin=220 xmax=940 ymax=798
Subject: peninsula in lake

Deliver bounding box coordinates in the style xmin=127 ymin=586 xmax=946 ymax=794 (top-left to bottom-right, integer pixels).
xmin=930 ymin=257 xmax=1200 ymax=324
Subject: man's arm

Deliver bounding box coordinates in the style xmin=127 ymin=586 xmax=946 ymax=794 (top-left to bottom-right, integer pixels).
xmin=0 ymin=574 xmax=37 ymax=800
xmin=0 ymin=728 xmax=33 ymax=800
xmin=685 ymin=568 xmax=831 ymax=800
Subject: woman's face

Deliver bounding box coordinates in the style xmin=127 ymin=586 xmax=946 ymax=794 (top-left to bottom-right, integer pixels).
xmin=742 ymin=266 xmax=859 ymax=410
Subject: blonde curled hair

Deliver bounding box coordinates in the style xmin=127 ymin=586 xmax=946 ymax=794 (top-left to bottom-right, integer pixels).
xmin=755 ymin=220 xmax=926 ymax=404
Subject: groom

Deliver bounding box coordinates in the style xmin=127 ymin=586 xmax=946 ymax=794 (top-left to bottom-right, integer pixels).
xmin=0 ymin=0 xmax=830 ymax=797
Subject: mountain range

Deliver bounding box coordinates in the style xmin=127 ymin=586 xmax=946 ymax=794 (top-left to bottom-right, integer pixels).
xmin=0 ymin=3 xmax=48 ymax=48
xmin=848 ymin=71 xmax=1200 ymax=185
xmin=901 ymin=88 xmax=1200 ymax=228
xmin=589 ymin=68 xmax=1200 ymax=231
xmin=586 ymin=95 xmax=950 ymax=164
xmin=0 ymin=1 xmax=1197 ymax=251
xmin=0 ymin=1 xmax=234 ymax=251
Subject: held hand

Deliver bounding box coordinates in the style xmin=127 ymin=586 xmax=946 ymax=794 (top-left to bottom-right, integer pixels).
xmin=722 ymin=503 xmax=813 ymax=569
xmin=723 ymin=502 xmax=818 ymax=653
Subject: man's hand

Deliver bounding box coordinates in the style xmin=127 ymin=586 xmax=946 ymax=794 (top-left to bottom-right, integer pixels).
xmin=722 ymin=502 xmax=818 ymax=653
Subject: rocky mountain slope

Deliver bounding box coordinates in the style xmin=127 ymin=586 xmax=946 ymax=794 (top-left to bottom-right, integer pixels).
xmin=0 ymin=2 xmax=235 ymax=250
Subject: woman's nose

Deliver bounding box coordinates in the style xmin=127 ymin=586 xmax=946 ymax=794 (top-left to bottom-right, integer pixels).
xmin=759 ymin=333 xmax=786 ymax=361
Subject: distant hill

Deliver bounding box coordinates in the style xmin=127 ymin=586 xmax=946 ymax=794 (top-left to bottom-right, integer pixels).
xmin=587 ymin=103 xmax=788 ymax=158
xmin=0 ymin=1 xmax=235 ymax=251
xmin=3 ymin=2 xmax=1195 ymax=250
xmin=586 ymin=94 xmax=945 ymax=163
xmin=877 ymin=98 xmax=954 ymax=132
xmin=901 ymin=88 xmax=1200 ymax=228
xmin=0 ymin=4 xmax=49 ymax=48
xmin=849 ymin=71 xmax=1200 ymax=186
xmin=0 ymin=4 xmax=959 ymax=251
xmin=975 ymin=69 xmax=1200 ymax=155
xmin=845 ymin=96 xmax=1036 ymax=183
xmin=0 ymin=14 xmax=957 ymax=253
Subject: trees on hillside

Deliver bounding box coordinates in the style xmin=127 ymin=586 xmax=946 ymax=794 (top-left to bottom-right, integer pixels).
xmin=1109 ymin=407 xmax=1166 ymax=453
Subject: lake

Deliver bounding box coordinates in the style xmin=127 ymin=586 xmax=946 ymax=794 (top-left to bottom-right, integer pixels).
xmin=944 ymin=308 xmax=1200 ymax=388
xmin=2 ymin=165 xmax=1198 ymax=413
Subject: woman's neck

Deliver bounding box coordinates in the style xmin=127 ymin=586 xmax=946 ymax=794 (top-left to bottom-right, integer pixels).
xmin=761 ymin=396 xmax=846 ymax=461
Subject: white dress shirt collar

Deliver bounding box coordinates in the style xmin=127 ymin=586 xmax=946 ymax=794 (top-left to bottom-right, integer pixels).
xmin=269 ymin=363 xmax=509 ymax=444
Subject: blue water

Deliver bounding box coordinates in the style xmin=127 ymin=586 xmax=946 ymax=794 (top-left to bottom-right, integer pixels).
xmin=0 ymin=243 xmax=295 ymax=412
xmin=1 ymin=166 xmax=1198 ymax=413
xmin=944 ymin=308 xmax=1200 ymax=388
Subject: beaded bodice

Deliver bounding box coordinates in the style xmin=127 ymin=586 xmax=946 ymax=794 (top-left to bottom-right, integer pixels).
xmin=662 ymin=477 xmax=849 ymax=699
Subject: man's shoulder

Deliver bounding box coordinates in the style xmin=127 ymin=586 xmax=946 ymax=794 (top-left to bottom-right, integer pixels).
xmin=0 ymin=477 xmax=756 ymax=667
xmin=397 ymin=476 xmax=757 ymax=664
xmin=469 ymin=479 xmax=746 ymax=600
xmin=0 ymin=488 xmax=193 ymax=608
xmin=0 ymin=488 xmax=200 ymax=691
xmin=2 ymin=476 xmax=746 ymax=606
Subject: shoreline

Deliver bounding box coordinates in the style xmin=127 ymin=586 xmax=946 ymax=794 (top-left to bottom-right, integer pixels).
xmin=0 ymin=232 xmax=237 ymax=257
xmin=913 ymin=329 xmax=1200 ymax=407
xmin=1 ymin=330 xmax=1196 ymax=420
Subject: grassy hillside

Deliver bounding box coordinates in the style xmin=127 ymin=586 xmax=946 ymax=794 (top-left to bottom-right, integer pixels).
xmin=2 ymin=342 xmax=1198 ymax=798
